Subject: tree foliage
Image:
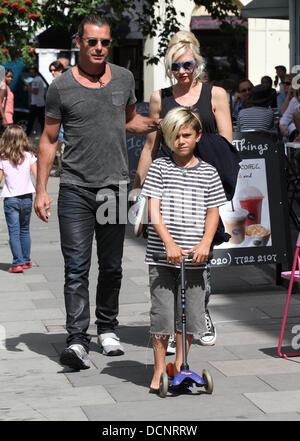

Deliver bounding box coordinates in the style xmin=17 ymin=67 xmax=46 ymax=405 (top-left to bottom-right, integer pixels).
xmin=0 ymin=0 xmax=242 ymax=66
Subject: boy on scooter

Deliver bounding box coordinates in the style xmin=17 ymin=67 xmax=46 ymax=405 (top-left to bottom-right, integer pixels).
xmin=141 ymin=107 xmax=227 ymax=392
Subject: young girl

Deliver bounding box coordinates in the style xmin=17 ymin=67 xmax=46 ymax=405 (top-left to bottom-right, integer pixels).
xmin=141 ymin=107 xmax=227 ymax=392
xmin=0 ymin=125 xmax=37 ymax=273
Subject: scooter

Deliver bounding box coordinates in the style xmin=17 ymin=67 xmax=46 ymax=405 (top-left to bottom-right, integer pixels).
xmin=153 ymin=252 xmax=214 ymax=398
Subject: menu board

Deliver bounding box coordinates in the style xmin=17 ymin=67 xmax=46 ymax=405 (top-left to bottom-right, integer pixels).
xmin=212 ymin=131 xmax=291 ymax=267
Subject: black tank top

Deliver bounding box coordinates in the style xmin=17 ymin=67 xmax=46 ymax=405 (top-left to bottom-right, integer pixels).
xmin=159 ymin=83 xmax=217 ymax=157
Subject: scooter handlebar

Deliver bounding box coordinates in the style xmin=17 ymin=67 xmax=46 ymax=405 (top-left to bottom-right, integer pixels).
xmin=153 ymin=252 xmax=195 ymax=262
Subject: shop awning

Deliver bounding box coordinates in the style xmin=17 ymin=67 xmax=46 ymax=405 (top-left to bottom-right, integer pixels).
xmin=241 ymin=0 xmax=289 ymax=19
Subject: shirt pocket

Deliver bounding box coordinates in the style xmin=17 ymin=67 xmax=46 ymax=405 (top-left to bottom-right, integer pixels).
xmin=112 ymin=91 xmax=125 ymax=107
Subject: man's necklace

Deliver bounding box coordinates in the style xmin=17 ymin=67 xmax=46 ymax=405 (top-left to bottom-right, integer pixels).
xmin=77 ymin=63 xmax=106 ymax=86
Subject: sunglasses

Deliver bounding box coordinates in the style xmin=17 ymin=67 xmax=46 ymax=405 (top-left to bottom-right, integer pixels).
xmin=171 ymin=60 xmax=196 ymax=73
xmin=240 ymin=87 xmax=252 ymax=93
xmin=80 ymin=37 xmax=111 ymax=47
xmin=283 ymin=81 xmax=291 ymax=85
xmin=50 ymin=68 xmax=57 ymax=72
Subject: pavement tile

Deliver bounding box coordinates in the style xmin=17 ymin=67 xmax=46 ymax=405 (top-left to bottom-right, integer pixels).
xmin=208 ymin=305 xmax=270 ymax=322
xmin=0 ymin=308 xmax=64 ymax=323
xmin=3 ymin=321 xmax=47 ymax=338
xmin=0 ymin=385 xmax=115 ymax=411
xmin=82 ymin=392 xmax=263 ymax=421
xmin=210 ymin=358 xmax=300 ymax=376
xmin=0 ymin=407 xmax=46 ymax=421
xmin=0 ymin=342 xmax=58 ymax=360
xmin=258 ymin=373 xmax=300 ymax=391
xmin=204 ymin=412 xmax=300 ymax=421
xmin=0 ymin=356 xmax=63 ymax=377
xmin=244 ymin=390 xmax=300 ymax=413
xmin=33 ymin=407 xmax=89 ymax=421
xmin=0 ymin=373 xmax=70 ymax=391
xmin=0 ymin=281 xmax=30 ymax=292
xmin=0 ymin=290 xmax=56 ymax=301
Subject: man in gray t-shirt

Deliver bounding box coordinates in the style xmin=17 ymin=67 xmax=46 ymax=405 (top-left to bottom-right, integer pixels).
xmin=34 ymin=15 xmax=160 ymax=370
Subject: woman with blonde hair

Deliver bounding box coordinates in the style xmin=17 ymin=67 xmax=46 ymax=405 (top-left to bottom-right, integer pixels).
xmin=0 ymin=125 xmax=37 ymax=273
xmin=134 ymin=30 xmax=232 ymax=185
xmin=133 ymin=30 xmax=240 ymax=349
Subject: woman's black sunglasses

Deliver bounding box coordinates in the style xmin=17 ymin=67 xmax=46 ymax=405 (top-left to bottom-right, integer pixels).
xmin=80 ymin=37 xmax=111 ymax=47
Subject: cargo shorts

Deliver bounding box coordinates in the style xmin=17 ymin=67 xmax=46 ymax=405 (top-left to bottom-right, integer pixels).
xmin=149 ymin=264 xmax=206 ymax=337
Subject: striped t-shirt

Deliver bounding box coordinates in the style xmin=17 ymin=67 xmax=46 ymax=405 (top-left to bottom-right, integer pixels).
xmin=237 ymin=106 xmax=274 ymax=132
xmin=141 ymin=157 xmax=227 ymax=268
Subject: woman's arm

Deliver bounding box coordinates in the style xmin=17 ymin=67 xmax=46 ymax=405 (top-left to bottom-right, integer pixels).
xmin=211 ymin=86 xmax=233 ymax=143
xmin=0 ymin=168 xmax=3 ymax=184
xmin=132 ymin=90 xmax=162 ymax=189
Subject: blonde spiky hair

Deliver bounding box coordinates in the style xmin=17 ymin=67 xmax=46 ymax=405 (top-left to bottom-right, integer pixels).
xmin=161 ymin=107 xmax=202 ymax=151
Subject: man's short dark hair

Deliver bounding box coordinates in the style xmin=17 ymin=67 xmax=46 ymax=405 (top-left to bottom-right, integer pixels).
xmin=238 ymin=79 xmax=253 ymax=91
xmin=275 ymin=65 xmax=286 ymax=72
xmin=77 ymin=15 xmax=110 ymax=38
xmin=261 ymin=75 xmax=273 ymax=87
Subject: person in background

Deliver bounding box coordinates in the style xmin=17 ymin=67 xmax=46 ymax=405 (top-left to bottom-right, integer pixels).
xmin=261 ymin=75 xmax=277 ymax=108
xmin=0 ymin=69 xmax=14 ymax=132
xmin=275 ymin=65 xmax=287 ymax=112
xmin=233 ymin=79 xmax=253 ymax=118
xmin=57 ymin=57 xmax=70 ymax=71
xmin=49 ymin=61 xmax=65 ymax=176
xmin=26 ymin=67 xmax=45 ymax=136
xmin=237 ymin=84 xmax=274 ymax=132
xmin=278 ymin=73 xmax=296 ymax=115
xmin=279 ymin=88 xmax=300 ymax=141
xmin=49 ymin=60 xmax=64 ymax=79
xmin=0 ymin=125 xmax=37 ymax=273
xmin=274 ymin=65 xmax=287 ymax=93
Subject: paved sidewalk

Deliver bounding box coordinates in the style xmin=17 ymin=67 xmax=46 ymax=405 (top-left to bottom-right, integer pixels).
xmin=1 ymin=177 xmax=300 ymax=421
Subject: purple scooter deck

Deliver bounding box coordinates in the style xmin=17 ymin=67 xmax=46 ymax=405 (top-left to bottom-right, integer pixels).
xmin=171 ymin=370 xmax=205 ymax=388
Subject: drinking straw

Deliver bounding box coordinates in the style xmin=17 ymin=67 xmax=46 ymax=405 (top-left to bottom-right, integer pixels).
xmin=231 ymin=200 xmax=235 ymax=211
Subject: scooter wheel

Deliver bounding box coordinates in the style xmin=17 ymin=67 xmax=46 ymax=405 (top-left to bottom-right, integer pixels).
xmin=159 ymin=372 xmax=169 ymax=398
xmin=202 ymin=369 xmax=213 ymax=394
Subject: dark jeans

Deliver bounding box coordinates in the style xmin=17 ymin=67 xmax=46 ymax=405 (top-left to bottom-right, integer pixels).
xmin=26 ymin=105 xmax=45 ymax=136
xmin=4 ymin=194 xmax=32 ymax=266
xmin=58 ymin=184 xmax=126 ymax=351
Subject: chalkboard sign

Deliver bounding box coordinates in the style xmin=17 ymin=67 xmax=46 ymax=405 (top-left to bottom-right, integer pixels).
xmin=127 ymin=102 xmax=149 ymax=188
xmin=212 ymin=131 xmax=292 ymax=268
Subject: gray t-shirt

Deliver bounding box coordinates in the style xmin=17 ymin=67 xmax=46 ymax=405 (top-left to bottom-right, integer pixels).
xmin=45 ymin=63 xmax=137 ymax=187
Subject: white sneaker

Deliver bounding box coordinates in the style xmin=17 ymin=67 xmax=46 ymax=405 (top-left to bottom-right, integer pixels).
xmin=166 ymin=334 xmax=176 ymax=355
xmin=98 ymin=332 xmax=124 ymax=356
xmin=199 ymin=310 xmax=216 ymax=346
xmin=60 ymin=344 xmax=90 ymax=370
